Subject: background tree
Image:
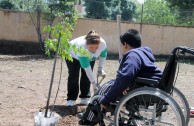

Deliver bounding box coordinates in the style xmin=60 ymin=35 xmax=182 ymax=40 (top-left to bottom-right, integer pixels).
xmin=120 ymin=0 xmax=136 ymax=21
xmin=84 ymin=0 xmax=136 ymax=21
xmin=166 ymin=0 xmax=194 ymax=10
xmin=135 ymin=0 xmax=177 ymax=25
xmin=166 ymin=0 xmax=194 ymax=26
xmin=84 ymin=0 xmax=110 ymax=19
xmin=0 ymin=0 xmax=14 ymax=9
xmin=110 ymin=0 xmax=121 ymax=20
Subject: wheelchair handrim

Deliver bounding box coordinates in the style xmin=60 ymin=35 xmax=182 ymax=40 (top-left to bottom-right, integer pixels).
xmin=114 ymin=87 xmax=185 ymax=126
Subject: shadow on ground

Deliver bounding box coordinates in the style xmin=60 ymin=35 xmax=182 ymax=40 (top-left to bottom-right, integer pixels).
xmin=46 ymin=105 xmax=86 ymax=117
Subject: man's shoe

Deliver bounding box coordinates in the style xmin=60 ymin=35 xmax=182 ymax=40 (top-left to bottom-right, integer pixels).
xmin=79 ymin=98 xmax=90 ymax=105
xmin=66 ymin=100 xmax=75 ymax=106
xmin=79 ymin=119 xmax=98 ymax=126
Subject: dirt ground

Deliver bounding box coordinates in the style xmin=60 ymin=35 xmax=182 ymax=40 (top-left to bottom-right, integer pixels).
xmin=0 ymin=55 xmax=194 ymax=126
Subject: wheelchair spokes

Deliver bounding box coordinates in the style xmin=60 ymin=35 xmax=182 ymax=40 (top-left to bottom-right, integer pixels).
xmin=118 ymin=101 xmax=181 ymax=126
xmin=115 ymin=87 xmax=185 ymax=126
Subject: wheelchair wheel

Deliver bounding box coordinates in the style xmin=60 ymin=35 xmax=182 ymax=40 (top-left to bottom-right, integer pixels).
xmin=172 ymin=87 xmax=190 ymax=125
xmin=114 ymin=87 xmax=185 ymax=126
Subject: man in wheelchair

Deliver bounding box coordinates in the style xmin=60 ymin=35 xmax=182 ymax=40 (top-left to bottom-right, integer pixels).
xmin=79 ymin=29 xmax=163 ymax=125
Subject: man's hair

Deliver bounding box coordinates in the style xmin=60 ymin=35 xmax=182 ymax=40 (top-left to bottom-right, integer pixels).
xmin=85 ymin=30 xmax=100 ymax=45
xmin=120 ymin=29 xmax=141 ymax=48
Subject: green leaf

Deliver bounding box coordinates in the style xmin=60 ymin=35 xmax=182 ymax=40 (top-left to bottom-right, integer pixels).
xmin=43 ymin=19 xmax=89 ymax=61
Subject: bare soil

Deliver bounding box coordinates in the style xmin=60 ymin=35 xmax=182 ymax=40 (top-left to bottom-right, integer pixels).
xmin=0 ymin=55 xmax=193 ymax=126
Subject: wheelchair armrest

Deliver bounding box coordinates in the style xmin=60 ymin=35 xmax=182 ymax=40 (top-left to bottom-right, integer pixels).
xmin=134 ymin=77 xmax=159 ymax=86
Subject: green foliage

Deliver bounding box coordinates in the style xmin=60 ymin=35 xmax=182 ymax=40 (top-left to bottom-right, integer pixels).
xmin=84 ymin=0 xmax=110 ymax=19
xmin=164 ymin=0 xmax=194 ymax=26
xmin=120 ymin=0 xmax=136 ymax=21
xmin=11 ymin=0 xmax=79 ymax=57
xmin=174 ymin=9 xmax=194 ymax=26
xmin=44 ymin=20 xmax=89 ymax=61
xmin=45 ymin=0 xmax=78 ymax=26
xmin=135 ymin=0 xmax=177 ymax=25
xmin=110 ymin=0 xmax=121 ymax=20
xmin=84 ymin=0 xmax=136 ymax=21
xmin=0 ymin=0 xmax=15 ymax=9
xmin=1 ymin=0 xmax=47 ymax=12
xmin=166 ymin=0 xmax=194 ymax=10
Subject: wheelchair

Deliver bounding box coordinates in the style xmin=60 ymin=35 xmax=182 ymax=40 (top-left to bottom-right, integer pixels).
xmin=79 ymin=46 xmax=194 ymax=126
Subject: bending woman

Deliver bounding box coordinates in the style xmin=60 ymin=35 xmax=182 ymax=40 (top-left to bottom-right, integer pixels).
xmin=66 ymin=30 xmax=107 ymax=106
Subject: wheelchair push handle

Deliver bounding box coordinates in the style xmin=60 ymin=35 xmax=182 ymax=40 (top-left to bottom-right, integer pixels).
xmin=172 ymin=46 xmax=194 ymax=55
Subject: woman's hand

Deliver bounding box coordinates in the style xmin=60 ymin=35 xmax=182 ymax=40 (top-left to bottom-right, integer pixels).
xmin=91 ymin=81 xmax=99 ymax=93
xmin=97 ymin=67 xmax=106 ymax=77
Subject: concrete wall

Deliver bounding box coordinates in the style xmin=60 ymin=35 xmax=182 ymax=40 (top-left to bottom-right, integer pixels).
xmin=73 ymin=18 xmax=194 ymax=55
xmin=0 ymin=10 xmax=194 ymax=55
xmin=0 ymin=10 xmax=38 ymax=42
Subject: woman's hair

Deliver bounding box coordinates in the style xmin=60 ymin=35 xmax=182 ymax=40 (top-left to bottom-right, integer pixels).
xmin=120 ymin=29 xmax=141 ymax=48
xmin=85 ymin=30 xmax=100 ymax=45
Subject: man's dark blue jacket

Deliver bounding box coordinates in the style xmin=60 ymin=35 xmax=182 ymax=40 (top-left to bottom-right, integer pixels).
xmin=100 ymin=47 xmax=163 ymax=105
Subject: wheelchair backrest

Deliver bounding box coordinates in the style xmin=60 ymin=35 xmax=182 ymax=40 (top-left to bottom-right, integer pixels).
xmin=159 ymin=54 xmax=178 ymax=93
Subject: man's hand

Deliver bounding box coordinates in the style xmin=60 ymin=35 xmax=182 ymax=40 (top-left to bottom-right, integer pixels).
xmin=123 ymin=90 xmax=128 ymax=95
xmin=100 ymin=104 xmax=108 ymax=109
xmin=123 ymin=87 xmax=130 ymax=95
xmin=97 ymin=67 xmax=106 ymax=77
